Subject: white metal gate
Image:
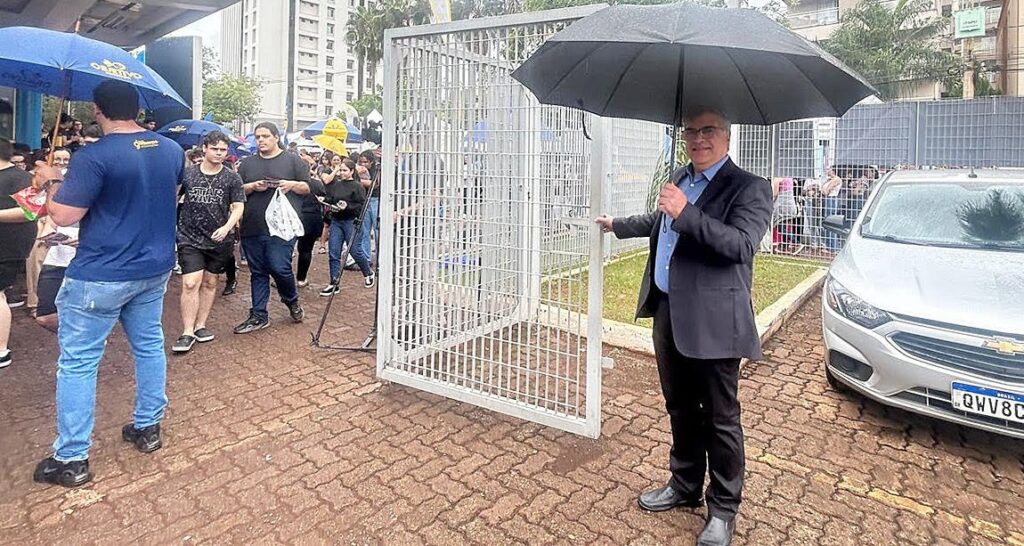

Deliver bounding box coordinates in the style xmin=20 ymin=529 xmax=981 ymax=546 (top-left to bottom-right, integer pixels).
xmin=377 ymin=6 xmax=609 ymax=438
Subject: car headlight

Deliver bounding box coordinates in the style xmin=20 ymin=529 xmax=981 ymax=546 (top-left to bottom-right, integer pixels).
xmin=826 ymin=277 xmax=891 ymax=329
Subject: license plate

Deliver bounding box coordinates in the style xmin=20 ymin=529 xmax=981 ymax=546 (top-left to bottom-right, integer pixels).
xmin=951 ymin=382 xmax=1024 ymax=424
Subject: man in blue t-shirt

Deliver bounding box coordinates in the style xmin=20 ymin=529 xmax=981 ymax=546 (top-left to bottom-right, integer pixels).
xmin=30 ymin=81 xmax=184 ymax=488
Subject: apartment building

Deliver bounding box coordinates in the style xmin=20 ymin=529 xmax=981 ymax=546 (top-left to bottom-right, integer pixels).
xmin=221 ymin=0 xmax=377 ymax=132
xmin=786 ymin=0 xmax=1023 ymax=98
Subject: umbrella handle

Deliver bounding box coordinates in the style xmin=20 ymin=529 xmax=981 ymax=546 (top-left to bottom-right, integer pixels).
xmin=581 ymin=111 xmax=591 ymax=141
xmin=45 ymin=72 xmax=72 ymax=169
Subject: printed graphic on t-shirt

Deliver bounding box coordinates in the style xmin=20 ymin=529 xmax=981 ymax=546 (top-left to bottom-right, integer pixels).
xmin=177 ymin=165 xmax=246 ymax=249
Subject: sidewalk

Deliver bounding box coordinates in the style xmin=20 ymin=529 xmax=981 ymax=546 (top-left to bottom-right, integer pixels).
xmin=1 ymin=262 xmax=1022 ymax=545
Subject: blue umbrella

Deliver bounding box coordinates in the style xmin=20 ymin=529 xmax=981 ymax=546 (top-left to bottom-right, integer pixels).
xmin=0 ymin=26 xmax=188 ymax=110
xmin=157 ymin=119 xmax=238 ymax=148
xmin=301 ymin=119 xmax=363 ymax=142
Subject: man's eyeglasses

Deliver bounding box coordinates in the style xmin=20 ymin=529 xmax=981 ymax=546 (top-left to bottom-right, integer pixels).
xmin=682 ymin=126 xmax=722 ymax=141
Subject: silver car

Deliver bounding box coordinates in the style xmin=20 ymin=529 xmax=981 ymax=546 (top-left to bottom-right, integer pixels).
xmin=821 ymin=169 xmax=1024 ymax=438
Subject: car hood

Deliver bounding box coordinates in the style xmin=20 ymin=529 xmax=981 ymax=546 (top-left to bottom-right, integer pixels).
xmin=831 ymin=236 xmax=1024 ymax=336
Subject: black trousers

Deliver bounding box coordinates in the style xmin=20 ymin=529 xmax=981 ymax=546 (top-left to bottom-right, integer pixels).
xmin=651 ymin=292 xmax=744 ymax=520
xmin=295 ymin=231 xmax=320 ymax=283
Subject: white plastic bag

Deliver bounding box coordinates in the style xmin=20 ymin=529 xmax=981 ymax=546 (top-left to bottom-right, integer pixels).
xmin=265 ymin=188 xmax=305 ymax=240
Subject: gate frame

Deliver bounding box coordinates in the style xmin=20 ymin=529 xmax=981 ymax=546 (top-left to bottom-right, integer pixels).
xmin=376 ymin=5 xmax=609 ymax=438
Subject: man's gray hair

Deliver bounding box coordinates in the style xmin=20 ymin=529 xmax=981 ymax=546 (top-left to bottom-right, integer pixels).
xmin=682 ymin=108 xmax=732 ymax=134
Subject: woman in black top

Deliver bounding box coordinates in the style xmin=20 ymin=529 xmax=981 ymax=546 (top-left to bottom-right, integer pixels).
xmin=318 ymin=157 xmax=373 ymax=296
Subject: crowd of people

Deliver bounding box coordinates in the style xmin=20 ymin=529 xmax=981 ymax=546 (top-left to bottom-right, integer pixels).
xmin=769 ymin=167 xmax=875 ymax=255
xmin=0 ymin=80 xmax=381 ymax=487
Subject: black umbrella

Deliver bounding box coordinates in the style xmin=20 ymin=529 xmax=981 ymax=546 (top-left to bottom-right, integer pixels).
xmin=511 ymin=2 xmax=876 ymax=160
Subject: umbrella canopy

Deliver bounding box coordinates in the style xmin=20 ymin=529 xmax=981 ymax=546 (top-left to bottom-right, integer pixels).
xmin=157 ymin=119 xmax=238 ymax=148
xmin=510 ymin=3 xmax=876 ymax=126
xmin=0 ymin=26 xmax=188 ymax=110
xmin=313 ymin=134 xmax=347 ymax=156
xmin=302 ymin=118 xmax=363 ymax=142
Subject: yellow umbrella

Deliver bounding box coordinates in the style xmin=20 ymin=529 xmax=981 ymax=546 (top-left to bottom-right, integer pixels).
xmin=313 ymin=134 xmax=347 ymax=156
xmin=322 ymin=118 xmax=349 ymax=140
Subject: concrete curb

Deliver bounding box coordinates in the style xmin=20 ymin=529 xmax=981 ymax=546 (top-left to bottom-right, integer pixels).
xmin=600 ymin=268 xmax=828 ymax=358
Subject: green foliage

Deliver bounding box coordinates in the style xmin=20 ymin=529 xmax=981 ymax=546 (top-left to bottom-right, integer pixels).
xmin=42 ymin=98 xmax=95 ymax=129
xmin=452 ymin=0 xmax=515 ymax=19
xmin=349 ymin=94 xmax=383 ymax=117
xmin=202 ymin=46 xmax=220 ymax=82
xmin=822 ymin=0 xmax=958 ymax=99
xmin=956 ymin=189 xmax=1024 ymax=242
xmin=203 ymin=74 xmax=262 ymax=125
xmin=944 ymin=65 xmax=1003 ymax=98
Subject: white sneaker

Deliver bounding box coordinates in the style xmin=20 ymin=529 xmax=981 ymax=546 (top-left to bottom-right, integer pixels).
xmin=363 ymin=273 xmax=375 ymax=288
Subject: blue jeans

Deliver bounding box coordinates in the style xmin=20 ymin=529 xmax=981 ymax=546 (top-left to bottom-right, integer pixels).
xmin=53 ymin=272 xmax=171 ymax=462
xmin=329 ymin=218 xmax=371 ymax=281
xmin=241 ymin=235 xmax=299 ymax=321
xmin=357 ymin=197 xmax=379 ymax=263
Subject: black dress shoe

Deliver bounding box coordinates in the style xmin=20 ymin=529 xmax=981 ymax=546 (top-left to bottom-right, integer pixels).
xmin=637 ymin=485 xmax=704 ymax=512
xmin=696 ymin=515 xmax=736 ymax=546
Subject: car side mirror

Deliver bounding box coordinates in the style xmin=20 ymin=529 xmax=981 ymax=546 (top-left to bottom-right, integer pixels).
xmin=822 ymin=214 xmax=850 ymax=237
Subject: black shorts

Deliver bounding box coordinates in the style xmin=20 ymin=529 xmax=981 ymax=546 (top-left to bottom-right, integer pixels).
xmin=0 ymin=260 xmax=21 ymax=292
xmin=36 ymin=265 xmax=66 ymax=317
xmin=178 ymin=244 xmax=234 ymax=275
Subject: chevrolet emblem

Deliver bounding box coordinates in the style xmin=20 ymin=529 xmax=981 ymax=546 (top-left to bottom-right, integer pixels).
xmin=982 ymin=338 xmax=1024 ymax=356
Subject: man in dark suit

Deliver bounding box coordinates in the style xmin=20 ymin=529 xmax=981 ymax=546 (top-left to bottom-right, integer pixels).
xmin=595 ymin=109 xmax=772 ymax=546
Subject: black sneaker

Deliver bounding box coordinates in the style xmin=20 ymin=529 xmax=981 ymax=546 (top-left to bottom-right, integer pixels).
xmin=288 ymin=301 xmax=304 ymax=323
xmin=122 ymin=423 xmax=162 ymax=453
xmin=234 ymin=315 xmax=269 ymax=334
xmin=171 ymin=335 xmax=197 ymax=353
xmin=0 ymin=350 xmax=10 ymax=369
xmin=319 ymin=284 xmax=339 ymax=297
xmin=7 ymin=294 xmax=25 ymax=309
xmin=363 ymin=273 xmax=376 ymax=289
xmin=33 ymin=457 xmax=92 ymax=488
xmin=193 ymin=328 xmax=215 ymax=343
xmin=221 ymin=279 xmax=237 ymax=296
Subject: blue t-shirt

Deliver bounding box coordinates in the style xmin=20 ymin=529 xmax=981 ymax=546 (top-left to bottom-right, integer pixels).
xmin=54 ymin=131 xmax=184 ymax=282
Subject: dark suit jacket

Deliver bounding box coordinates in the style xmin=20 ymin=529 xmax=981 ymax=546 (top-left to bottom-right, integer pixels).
xmin=612 ymin=158 xmax=773 ymax=360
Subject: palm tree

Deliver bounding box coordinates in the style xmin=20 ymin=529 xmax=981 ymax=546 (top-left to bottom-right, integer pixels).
xmin=345 ymin=5 xmax=381 ymax=99
xmin=823 ymin=0 xmax=958 ymax=100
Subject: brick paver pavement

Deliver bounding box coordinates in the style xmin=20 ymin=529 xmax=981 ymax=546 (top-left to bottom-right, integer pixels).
xmin=1 ymin=260 xmax=1023 ymax=545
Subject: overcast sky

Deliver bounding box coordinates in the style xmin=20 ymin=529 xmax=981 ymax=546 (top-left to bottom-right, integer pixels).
xmin=169 ymin=11 xmax=222 ymax=54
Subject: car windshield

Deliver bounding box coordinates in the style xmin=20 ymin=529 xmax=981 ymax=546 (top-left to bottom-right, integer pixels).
xmin=861 ymin=181 xmax=1024 ymax=251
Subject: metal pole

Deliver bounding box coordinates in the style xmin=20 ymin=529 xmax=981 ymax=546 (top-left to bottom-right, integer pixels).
xmin=310 ymin=172 xmax=381 ymax=352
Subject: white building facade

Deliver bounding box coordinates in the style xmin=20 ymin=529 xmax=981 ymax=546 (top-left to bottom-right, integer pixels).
xmin=221 ymin=0 xmax=377 ymax=132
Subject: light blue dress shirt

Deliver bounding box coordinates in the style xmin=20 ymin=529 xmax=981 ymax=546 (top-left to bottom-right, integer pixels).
xmin=653 ymin=155 xmax=730 ymax=293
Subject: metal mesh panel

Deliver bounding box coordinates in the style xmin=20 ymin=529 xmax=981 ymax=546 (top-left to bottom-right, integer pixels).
xmin=735 ymin=124 xmax=773 ymax=179
xmin=919 ymin=97 xmax=1024 ymax=168
xmin=378 ymin=8 xmax=605 ymax=437
xmin=836 ymin=102 xmax=914 ymax=167
xmin=606 ymin=118 xmax=667 ymax=258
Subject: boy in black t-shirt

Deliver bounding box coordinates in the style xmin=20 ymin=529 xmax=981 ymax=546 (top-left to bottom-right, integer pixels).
xmin=172 ymin=131 xmax=246 ymax=353
xmin=0 ymin=138 xmax=36 ymax=369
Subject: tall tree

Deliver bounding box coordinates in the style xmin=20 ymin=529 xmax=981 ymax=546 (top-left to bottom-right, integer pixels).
xmin=823 ymin=0 xmax=957 ymax=100
xmin=202 ymin=46 xmax=220 ymax=82
xmin=203 ymin=74 xmax=263 ymax=126
xmin=345 ymin=5 xmax=382 ymax=99
xmin=451 ymin=0 xmax=510 ymax=19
